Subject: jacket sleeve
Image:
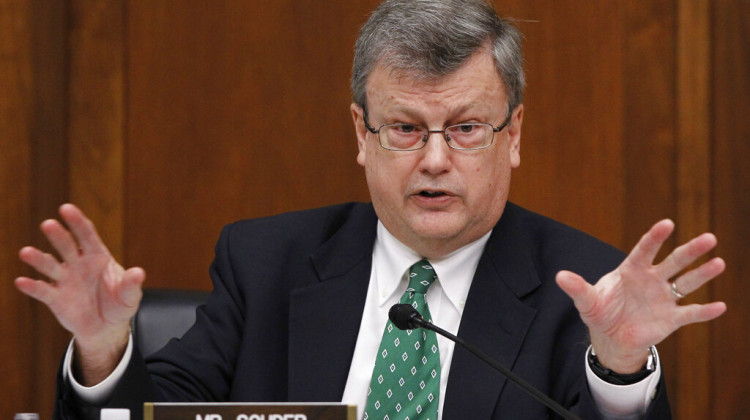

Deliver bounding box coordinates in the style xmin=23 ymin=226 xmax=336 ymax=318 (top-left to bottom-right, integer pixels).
xmin=54 ymin=346 xmax=156 ymax=420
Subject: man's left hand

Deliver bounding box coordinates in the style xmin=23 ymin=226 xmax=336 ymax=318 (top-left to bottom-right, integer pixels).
xmin=556 ymin=219 xmax=727 ymax=373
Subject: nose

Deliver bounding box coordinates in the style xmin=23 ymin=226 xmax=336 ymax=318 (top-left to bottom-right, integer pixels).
xmin=418 ymin=131 xmax=452 ymax=174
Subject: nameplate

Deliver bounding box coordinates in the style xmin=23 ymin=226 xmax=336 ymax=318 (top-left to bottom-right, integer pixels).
xmin=143 ymin=402 xmax=356 ymax=420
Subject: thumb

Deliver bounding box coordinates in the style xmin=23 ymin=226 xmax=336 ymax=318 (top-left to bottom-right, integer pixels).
xmin=556 ymin=270 xmax=596 ymax=315
xmin=118 ymin=267 xmax=146 ymax=308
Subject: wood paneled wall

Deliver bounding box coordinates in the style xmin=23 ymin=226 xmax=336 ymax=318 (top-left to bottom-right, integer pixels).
xmin=1 ymin=1 xmax=747 ymax=418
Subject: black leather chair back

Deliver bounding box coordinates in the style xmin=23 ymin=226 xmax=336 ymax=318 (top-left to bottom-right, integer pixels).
xmin=132 ymin=288 xmax=209 ymax=357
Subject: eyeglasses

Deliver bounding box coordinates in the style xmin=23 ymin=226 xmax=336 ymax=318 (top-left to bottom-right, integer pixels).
xmin=363 ymin=107 xmax=513 ymax=151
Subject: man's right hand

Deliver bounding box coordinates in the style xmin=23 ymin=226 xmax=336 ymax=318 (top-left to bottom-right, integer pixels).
xmin=15 ymin=203 xmax=145 ymax=386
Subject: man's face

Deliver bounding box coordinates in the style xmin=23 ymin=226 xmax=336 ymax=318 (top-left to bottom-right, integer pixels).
xmin=351 ymin=49 xmax=523 ymax=258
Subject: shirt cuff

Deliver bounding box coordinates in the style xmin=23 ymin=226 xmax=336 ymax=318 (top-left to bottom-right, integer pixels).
xmin=62 ymin=333 xmax=134 ymax=405
xmin=585 ymin=345 xmax=661 ymax=420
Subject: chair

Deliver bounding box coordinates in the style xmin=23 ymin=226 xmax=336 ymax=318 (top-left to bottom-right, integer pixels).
xmin=132 ymin=288 xmax=209 ymax=357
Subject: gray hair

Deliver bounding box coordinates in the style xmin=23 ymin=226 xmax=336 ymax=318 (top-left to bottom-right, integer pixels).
xmin=351 ymin=0 xmax=525 ymax=112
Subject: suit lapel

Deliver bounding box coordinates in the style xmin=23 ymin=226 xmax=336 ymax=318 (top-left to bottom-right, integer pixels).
xmin=287 ymin=204 xmax=378 ymax=402
xmin=286 ymin=202 xmax=542 ymax=413
xmin=443 ymin=204 xmax=541 ymax=418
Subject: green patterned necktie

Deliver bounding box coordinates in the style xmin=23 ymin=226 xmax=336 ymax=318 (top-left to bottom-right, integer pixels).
xmin=364 ymin=259 xmax=441 ymax=420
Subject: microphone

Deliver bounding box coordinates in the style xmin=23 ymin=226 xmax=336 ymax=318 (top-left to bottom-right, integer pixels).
xmin=388 ymin=303 xmax=581 ymax=420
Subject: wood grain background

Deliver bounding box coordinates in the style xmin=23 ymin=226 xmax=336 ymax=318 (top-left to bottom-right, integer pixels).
xmin=1 ymin=1 xmax=747 ymax=418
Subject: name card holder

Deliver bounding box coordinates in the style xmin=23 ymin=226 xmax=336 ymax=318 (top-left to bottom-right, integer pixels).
xmin=143 ymin=402 xmax=356 ymax=420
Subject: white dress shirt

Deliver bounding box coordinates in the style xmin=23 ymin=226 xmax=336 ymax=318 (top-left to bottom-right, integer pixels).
xmin=341 ymin=221 xmax=491 ymax=419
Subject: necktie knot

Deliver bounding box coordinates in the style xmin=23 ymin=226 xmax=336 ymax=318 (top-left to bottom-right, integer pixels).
xmin=406 ymin=259 xmax=437 ymax=295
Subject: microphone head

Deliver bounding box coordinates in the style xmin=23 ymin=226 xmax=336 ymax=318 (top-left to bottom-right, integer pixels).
xmin=389 ymin=303 xmax=421 ymax=330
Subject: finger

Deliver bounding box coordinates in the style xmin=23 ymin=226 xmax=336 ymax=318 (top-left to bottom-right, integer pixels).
xmin=59 ymin=204 xmax=110 ymax=255
xmin=626 ymin=219 xmax=675 ymax=268
xmin=14 ymin=277 xmax=58 ymax=306
xmin=671 ymin=257 xmax=725 ymax=296
xmin=40 ymin=219 xmax=81 ymax=262
xmin=675 ymin=301 xmax=727 ymax=327
xmin=18 ymin=246 xmax=64 ymax=280
xmin=657 ymin=232 xmax=718 ymax=280
xmin=556 ymin=270 xmax=596 ymax=316
xmin=117 ymin=267 xmax=146 ymax=308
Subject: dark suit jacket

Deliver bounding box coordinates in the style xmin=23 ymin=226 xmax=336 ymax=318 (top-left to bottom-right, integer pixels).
xmin=56 ymin=202 xmax=671 ymax=419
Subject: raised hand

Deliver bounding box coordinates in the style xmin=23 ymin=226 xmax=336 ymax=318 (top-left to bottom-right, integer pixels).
xmin=556 ymin=219 xmax=727 ymax=373
xmin=15 ymin=203 xmax=145 ymax=384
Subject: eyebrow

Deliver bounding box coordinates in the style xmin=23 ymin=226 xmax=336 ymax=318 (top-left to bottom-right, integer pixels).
xmin=380 ymin=101 xmax=490 ymax=124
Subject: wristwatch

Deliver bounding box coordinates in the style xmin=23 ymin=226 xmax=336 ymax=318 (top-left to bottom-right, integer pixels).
xmin=587 ymin=346 xmax=657 ymax=385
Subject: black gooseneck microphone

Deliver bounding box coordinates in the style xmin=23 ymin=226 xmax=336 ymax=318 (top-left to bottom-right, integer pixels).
xmin=389 ymin=303 xmax=581 ymax=420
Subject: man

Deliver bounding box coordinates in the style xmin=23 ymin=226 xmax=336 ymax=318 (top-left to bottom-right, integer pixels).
xmin=16 ymin=0 xmax=726 ymax=419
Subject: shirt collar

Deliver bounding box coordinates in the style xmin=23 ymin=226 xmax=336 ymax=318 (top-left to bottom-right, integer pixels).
xmin=373 ymin=221 xmax=492 ymax=313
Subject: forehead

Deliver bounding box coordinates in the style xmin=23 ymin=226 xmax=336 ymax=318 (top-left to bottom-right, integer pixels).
xmin=365 ymin=50 xmax=508 ymax=116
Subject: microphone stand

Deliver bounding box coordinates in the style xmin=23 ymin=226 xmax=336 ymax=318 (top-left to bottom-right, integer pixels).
xmin=407 ymin=313 xmax=582 ymax=420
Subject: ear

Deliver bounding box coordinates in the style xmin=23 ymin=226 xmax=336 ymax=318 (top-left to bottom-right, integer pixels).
xmin=351 ymin=103 xmax=368 ymax=167
xmin=508 ymin=104 xmax=523 ymax=168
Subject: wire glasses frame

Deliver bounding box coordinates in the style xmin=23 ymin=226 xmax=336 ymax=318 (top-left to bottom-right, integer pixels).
xmin=363 ymin=106 xmax=513 ymax=151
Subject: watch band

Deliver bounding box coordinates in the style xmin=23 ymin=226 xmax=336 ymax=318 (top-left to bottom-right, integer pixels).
xmin=587 ymin=346 xmax=657 ymax=386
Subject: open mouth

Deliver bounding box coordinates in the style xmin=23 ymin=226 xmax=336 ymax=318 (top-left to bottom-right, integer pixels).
xmin=419 ymin=190 xmax=446 ymax=198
